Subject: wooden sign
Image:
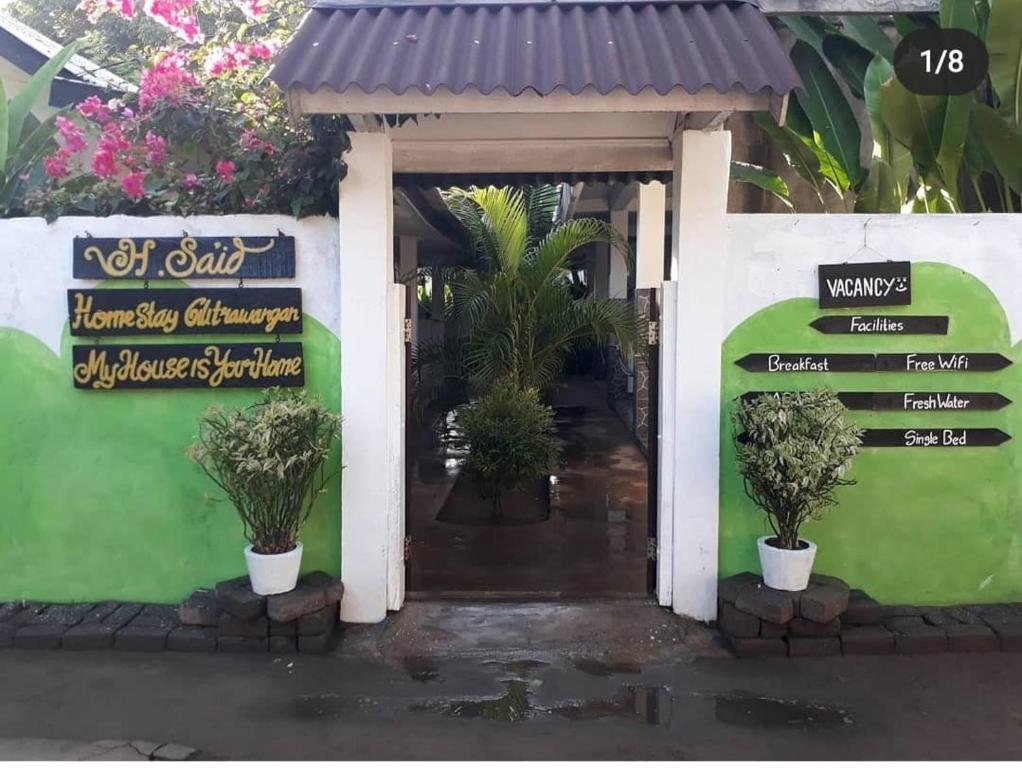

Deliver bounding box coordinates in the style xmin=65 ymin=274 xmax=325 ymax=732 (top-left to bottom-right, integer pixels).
xmin=744 ymin=391 xmax=1011 ymax=411
xmin=72 ymin=343 xmax=304 ymax=390
xmin=876 ymin=353 xmax=1012 ymax=372
xmin=819 ymin=261 xmax=911 ymax=308
xmin=860 ymin=428 xmax=1011 ymax=448
xmin=810 ymin=315 xmax=948 ymax=335
xmin=73 ymin=235 xmax=295 ymax=280
xmin=735 ymin=353 xmax=876 ymax=373
xmin=68 ymin=288 xmax=303 ymax=337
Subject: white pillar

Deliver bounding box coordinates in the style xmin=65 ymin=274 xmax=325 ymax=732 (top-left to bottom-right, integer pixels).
xmin=669 ymin=129 xmax=731 ymax=621
xmin=399 ymin=236 xmax=419 ymax=348
xmin=635 ymin=182 xmax=666 ymax=290
xmin=609 ymin=206 xmax=629 ymax=298
xmin=339 ymin=131 xmax=397 ymax=623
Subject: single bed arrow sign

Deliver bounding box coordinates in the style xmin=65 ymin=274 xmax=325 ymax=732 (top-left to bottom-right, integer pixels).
xmin=860 ymin=428 xmax=1011 ymax=448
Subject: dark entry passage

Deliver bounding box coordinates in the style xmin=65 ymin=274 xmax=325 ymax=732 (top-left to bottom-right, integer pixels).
xmin=406 ymin=379 xmax=649 ymax=596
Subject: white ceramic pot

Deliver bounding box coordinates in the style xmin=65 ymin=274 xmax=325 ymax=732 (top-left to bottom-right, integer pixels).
xmin=757 ymin=535 xmax=817 ymax=591
xmin=244 ymin=542 xmax=303 ymax=596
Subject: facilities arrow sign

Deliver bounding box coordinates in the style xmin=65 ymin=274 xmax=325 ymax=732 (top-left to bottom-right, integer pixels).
xmin=810 ymin=315 xmax=949 ymax=335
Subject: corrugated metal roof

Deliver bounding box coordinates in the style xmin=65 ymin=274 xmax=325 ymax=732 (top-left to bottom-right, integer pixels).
xmin=270 ymin=0 xmax=800 ymax=99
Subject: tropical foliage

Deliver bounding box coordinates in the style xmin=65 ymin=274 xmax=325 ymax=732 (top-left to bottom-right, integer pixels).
xmin=437 ymin=185 xmax=642 ymax=392
xmin=189 ymin=389 xmax=341 ymax=554
xmin=10 ymin=0 xmax=346 ymax=218
xmin=459 ymin=379 xmax=561 ymax=521
xmin=732 ymin=390 xmax=863 ymax=550
xmin=741 ymin=0 xmax=1022 ymax=213
xmin=0 ymin=42 xmax=80 ymax=216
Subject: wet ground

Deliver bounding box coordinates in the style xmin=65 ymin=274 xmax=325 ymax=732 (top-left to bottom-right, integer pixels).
xmin=407 ymin=378 xmax=648 ymax=595
xmin=1 ymin=601 xmax=1021 ymax=759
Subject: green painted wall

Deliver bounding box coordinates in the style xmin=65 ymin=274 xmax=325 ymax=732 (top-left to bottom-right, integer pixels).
xmin=0 ymin=304 xmax=341 ymax=604
xmin=720 ymin=263 xmax=1022 ymax=605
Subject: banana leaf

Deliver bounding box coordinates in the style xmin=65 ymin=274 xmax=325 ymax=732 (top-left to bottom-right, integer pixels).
xmin=839 ymin=16 xmax=896 ymax=62
xmin=7 ymin=42 xmax=78 ymax=167
xmin=779 ymin=16 xmax=835 ymax=55
xmin=864 ymin=56 xmax=913 ymax=191
xmin=971 ymin=102 xmax=1022 ymax=193
xmin=730 ymin=161 xmax=794 ymax=210
xmin=790 ymin=40 xmax=863 ymax=187
xmin=855 ymin=157 xmax=901 ymax=212
xmin=822 ymin=34 xmax=873 ymax=98
xmin=987 ymin=0 xmax=1022 ymax=123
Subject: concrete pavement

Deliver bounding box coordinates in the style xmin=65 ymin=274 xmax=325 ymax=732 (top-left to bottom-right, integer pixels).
xmin=0 ymin=601 xmax=1020 ymax=760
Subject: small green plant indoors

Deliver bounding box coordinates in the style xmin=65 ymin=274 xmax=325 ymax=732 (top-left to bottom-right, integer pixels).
xmin=190 ymin=389 xmax=341 ymax=554
xmin=459 ymin=379 xmax=561 ymax=522
xmin=732 ymin=390 xmax=863 ymax=550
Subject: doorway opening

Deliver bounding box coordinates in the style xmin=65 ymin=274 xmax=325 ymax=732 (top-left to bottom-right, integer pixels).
xmin=399 ymin=182 xmax=658 ymax=598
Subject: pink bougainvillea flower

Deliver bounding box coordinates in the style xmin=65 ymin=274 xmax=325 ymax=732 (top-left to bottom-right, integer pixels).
xmin=203 ymin=39 xmax=280 ymax=77
xmin=43 ymin=150 xmax=72 ymax=179
xmin=121 ymin=171 xmax=147 ymax=200
xmin=236 ymin=0 xmax=268 ymax=20
xmin=91 ymin=149 xmax=118 ymax=179
xmin=138 ymin=50 xmax=199 ymax=111
xmin=79 ymin=0 xmax=136 ymax=22
xmin=182 ymin=172 xmax=200 ymax=189
xmin=55 ymin=116 xmax=89 ymax=154
xmin=145 ymin=131 xmax=167 ymax=166
xmin=142 ymin=0 xmax=204 ymax=44
xmin=239 ymin=128 xmax=275 ymax=155
xmin=215 ymin=159 xmax=236 ymax=184
xmin=77 ymin=95 xmax=116 ymax=124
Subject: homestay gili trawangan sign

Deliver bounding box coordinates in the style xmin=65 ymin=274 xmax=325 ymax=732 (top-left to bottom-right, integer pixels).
xmin=73 ymin=234 xmax=296 ymax=279
xmin=818 ymin=261 xmax=911 ymax=308
xmin=68 ymin=288 xmax=303 ymax=336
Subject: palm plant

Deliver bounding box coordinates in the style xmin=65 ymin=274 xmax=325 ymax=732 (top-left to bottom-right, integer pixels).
xmin=440 ymin=185 xmax=642 ymax=392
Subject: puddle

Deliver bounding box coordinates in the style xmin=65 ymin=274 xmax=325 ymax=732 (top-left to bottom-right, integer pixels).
xmin=288 ymin=693 xmax=378 ymax=719
xmin=713 ymin=693 xmax=853 ymax=729
xmin=553 ymin=686 xmax=671 ymax=725
xmin=404 ymin=657 xmax=442 ymax=683
xmin=415 ymin=680 xmax=671 ymax=726
xmin=572 ymin=658 xmax=642 ymax=677
xmin=445 ymin=679 xmax=533 ymax=722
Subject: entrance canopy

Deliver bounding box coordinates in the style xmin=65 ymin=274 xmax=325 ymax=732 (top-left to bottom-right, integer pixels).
xmin=271 ymin=0 xmax=800 ymax=185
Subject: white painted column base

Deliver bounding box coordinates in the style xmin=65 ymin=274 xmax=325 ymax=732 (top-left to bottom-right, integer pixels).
xmin=669 ymin=129 xmax=732 ymax=621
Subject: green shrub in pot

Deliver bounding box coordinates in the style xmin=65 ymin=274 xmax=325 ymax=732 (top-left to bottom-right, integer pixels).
xmin=460 ymin=379 xmax=561 ymax=522
xmin=732 ymin=389 xmax=862 ymax=590
xmin=190 ymin=389 xmax=341 ymax=595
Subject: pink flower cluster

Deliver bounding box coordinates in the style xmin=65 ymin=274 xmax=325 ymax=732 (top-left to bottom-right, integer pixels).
xmin=138 ymin=51 xmax=199 ymax=111
xmin=79 ymin=0 xmax=136 ymax=22
xmin=143 ymin=0 xmax=203 ymax=44
xmin=240 ymin=129 xmax=275 ymax=155
xmin=203 ymin=39 xmax=280 ymax=77
xmin=236 ymin=0 xmax=269 ymax=19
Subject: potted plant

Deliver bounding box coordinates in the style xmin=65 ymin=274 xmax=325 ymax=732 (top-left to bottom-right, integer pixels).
xmin=190 ymin=389 xmax=341 ymax=595
xmin=732 ymin=390 xmax=862 ymax=591
xmin=460 ymin=379 xmax=561 ymax=523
